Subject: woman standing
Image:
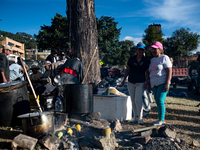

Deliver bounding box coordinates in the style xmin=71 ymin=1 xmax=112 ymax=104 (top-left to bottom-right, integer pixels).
xmin=147 ymin=41 xmax=172 ymax=126
xmin=122 ymin=42 xmax=150 ymax=124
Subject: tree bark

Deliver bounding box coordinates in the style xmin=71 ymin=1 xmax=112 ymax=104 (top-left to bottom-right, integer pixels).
xmin=67 ymin=0 xmax=101 ymax=84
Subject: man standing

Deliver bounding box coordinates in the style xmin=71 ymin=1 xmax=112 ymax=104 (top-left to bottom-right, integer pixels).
xmin=0 ymin=45 xmax=12 ymax=83
xmin=46 ymin=49 xmax=58 ymax=63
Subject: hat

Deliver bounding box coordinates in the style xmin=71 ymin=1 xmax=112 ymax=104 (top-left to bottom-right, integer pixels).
xmin=61 ymin=52 xmax=66 ymax=56
xmin=136 ymin=42 xmax=146 ymax=49
xmin=3 ymin=44 xmax=12 ymax=51
xmin=52 ymin=49 xmax=58 ymax=54
xmin=30 ymin=65 xmax=40 ymax=70
xmin=45 ymin=60 xmax=51 ymax=65
xmin=150 ymin=41 xmax=163 ymax=50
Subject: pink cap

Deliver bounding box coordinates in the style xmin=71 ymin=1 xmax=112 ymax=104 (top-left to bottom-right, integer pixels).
xmin=150 ymin=41 xmax=163 ymax=50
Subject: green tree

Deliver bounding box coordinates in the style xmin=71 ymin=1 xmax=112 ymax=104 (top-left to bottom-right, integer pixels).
xmin=163 ymin=28 xmax=200 ymax=60
xmin=35 ymin=13 xmax=70 ymax=54
xmin=142 ymin=26 xmax=164 ymax=58
xmin=97 ymin=16 xmax=122 ymax=65
xmin=117 ymin=40 xmax=135 ymax=65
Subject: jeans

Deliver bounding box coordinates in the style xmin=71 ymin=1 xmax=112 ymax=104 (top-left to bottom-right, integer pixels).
xmin=152 ymin=83 xmax=169 ymax=121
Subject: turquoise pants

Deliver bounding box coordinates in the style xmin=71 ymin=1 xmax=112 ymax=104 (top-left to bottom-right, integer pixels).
xmin=152 ymin=83 xmax=169 ymax=121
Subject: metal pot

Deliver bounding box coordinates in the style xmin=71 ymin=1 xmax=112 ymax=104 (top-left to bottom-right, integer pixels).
xmin=17 ymin=111 xmax=54 ymax=138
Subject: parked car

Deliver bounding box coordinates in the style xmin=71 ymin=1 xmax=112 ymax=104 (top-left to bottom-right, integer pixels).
xmin=187 ymin=61 xmax=200 ymax=95
xmin=171 ymin=76 xmax=180 ymax=88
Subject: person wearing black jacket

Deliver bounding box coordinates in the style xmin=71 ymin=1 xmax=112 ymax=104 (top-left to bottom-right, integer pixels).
xmin=0 ymin=45 xmax=12 ymax=83
xmin=56 ymin=58 xmax=85 ymax=84
xmin=46 ymin=49 xmax=58 ymax=63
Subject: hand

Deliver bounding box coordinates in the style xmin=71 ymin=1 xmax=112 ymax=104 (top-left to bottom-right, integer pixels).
xmin=164 ymin=83 xmax=169 ymax=92
xmin=121 ymin=80 xmax=125 ymax=86
xmin=3 ymin=77 xmax=7 ymax=83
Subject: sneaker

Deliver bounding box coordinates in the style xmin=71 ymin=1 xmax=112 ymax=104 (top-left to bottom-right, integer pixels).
xmin=182 ymin=92 xmax=188 ymax=97
xmin=152 ymin=120 xmax=159 ymax=124
xmin=138 ymin=119 xmax=144 ymax=125
xmin=130 ymin=117 xmax=138 ymax=123
xmin=153 ymin=120 xmax=165 ymax=126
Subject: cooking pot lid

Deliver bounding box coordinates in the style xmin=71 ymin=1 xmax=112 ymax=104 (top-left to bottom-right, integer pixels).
xmin=17 ymin=111 xmax=53 ymax=118
xmin=0 ymin=81 xmax=22 ymax=88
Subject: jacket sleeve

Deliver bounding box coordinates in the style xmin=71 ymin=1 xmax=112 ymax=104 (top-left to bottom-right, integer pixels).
xmin=0 ymin=55 xmax=6 ymax=72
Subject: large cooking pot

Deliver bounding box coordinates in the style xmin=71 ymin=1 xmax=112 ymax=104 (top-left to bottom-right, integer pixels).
xmin=17 ymin=111 xmax=54 ymax=138
xmin=64 ymin=84 xmax=93 ymax=113
xmin=0 ymin=81 xmax=29 ymax=127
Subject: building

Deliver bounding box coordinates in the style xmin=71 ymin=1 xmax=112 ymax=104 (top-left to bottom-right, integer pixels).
xmin=26 ymin=49 xmax=51 ymax=61
xmin=26 ymin=49 xmax=35 ymax=59
xmin=148 ymin=23 xmax=161 ymax=32
xmin=0 ymin=37 xmax=25 ymax=58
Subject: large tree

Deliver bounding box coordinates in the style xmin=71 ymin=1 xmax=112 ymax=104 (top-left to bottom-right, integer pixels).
xmin=67 ymin=0 xmax=100 ymax=84
xmin=97 ymin=16 xmax=121 ymax=65
xmin=35 ymin=13 xmax=70 ymax=54
xmin=164 ymin=28 xmax=200 ymax=60
xmin=142 ymin=26 xmax=164 ymax=58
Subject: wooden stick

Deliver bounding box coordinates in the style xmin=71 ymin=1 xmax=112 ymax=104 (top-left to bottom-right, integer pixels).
xmin=132 ymin=125 xmax=165 ymax=133
xmin=19 ymin=56 xmax=43 ymax=112
xmin=82 ymin=47 xmax=98 ymax=83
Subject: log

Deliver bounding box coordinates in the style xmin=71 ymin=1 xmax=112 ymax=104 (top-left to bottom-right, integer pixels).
xmin=11 ymin=134 xmax=38 ymax=150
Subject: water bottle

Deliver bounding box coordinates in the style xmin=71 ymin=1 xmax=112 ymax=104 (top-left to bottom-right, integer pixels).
xmin=55 ymin=97 xmax=63 ymax=112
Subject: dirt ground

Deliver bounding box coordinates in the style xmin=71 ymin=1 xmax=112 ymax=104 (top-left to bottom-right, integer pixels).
xmin=0 ymin=94 xmax=200 ymax=149
xmin=121 ymin=95 xmax=200 ymax=150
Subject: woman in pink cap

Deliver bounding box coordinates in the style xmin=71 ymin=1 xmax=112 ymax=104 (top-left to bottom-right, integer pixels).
xmin=146 ymin=41 xmax=172 ymax=125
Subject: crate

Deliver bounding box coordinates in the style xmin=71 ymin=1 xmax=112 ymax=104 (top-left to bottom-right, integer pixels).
xmin=93 ymin=95 xmax=132 ymax=121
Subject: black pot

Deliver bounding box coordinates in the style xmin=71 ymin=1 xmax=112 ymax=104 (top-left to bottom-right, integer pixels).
xmin=0 ymin=81 xmax=30 ymax=127
xmin=64 ymin=84 xmax=93 ymax=113
xmin=17 ymin=111 xmax=54 ymax=138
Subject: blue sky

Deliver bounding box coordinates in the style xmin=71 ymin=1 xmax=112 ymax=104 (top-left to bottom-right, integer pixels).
xmin=1 ymin=0 xmax=200 ymax=52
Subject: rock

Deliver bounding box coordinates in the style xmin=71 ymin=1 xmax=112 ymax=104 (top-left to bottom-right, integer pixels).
xmin=38 ymin=133 xmax=62 ymax=150
xmin=89 ymin=118 xmax=110 ymax=128
xmin=86 ymin=112 xmax=101 ymax=121
xmin=133 ymin=143 xmax=143 ymax=149
xmin=88 ymin=133 xmax=118 ymax=150
xmin=138 ymin=130 xmax=152 ymax=137
xmin=158 ymin=126 xmax=176 ymax=139
xmin=110 ymin=118 xmax=122 ymax=132
xmin=11 ymin=134 xmax=38 ymax=150
xmin=175 ymin=137 xmax=181 ymax=143
xmin=130 ymin=136 xmax=151 ymax=145
xmin=192 ymin=140 xmax=200 ymax=147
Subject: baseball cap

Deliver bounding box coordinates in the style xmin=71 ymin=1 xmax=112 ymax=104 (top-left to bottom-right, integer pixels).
xmin=150 ymin=41 xmax=163 ymax=50
xmin=45 ymin=60 xmax=51 ymax=65
xmin=61 ymin=52 xmax=66 ymax=56
xmin=136 ymin=42 xmax=146 ymax=49
xmin=3 ymin=44 xmax=12 ymax=51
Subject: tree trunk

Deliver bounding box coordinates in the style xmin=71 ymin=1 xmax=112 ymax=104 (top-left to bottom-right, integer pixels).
xmin=67 ymin=0 xmax=101 ymax=85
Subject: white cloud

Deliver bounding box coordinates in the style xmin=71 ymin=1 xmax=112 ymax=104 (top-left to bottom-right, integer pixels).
xmin=144 ymin=0 xmax=200 ymax=28
xmin=122 ymin=36 xmax=142 ymax=44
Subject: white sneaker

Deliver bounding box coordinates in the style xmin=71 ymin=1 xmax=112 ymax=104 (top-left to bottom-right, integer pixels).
xmin=138 ymin=119 xmax=144 ymax=125
xmin=153 ymin=120 xmax=165 ymax=126
xmin=130 ymin=117 xmax=138 ymax=123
